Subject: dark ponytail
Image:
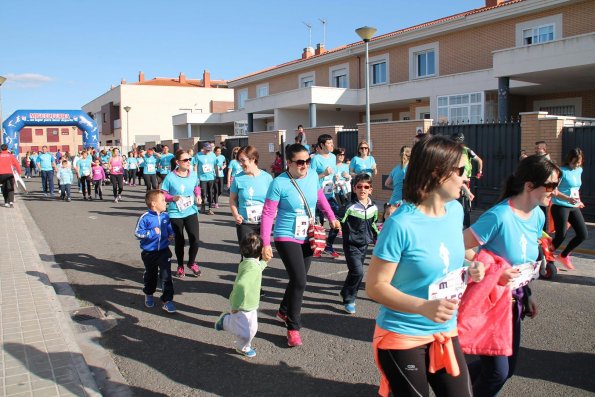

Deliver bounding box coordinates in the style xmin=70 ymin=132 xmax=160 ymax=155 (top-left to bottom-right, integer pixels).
xmin=498 ymin=155 xmax=561 ymax=201
xmin=172 ymin=149 xmax=186 ymax=171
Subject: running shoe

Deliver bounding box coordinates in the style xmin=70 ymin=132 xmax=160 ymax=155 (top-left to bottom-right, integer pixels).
xmin=555 ymin=254 xmax=575 ymax=270
xmin=189 ymin=263 xmax=202 ymax=277
xmin=324 ymin=247 xmax=340 ymax=258
xmin=3 ymin=203 xmax=9 ymax=208
xmin=162 ymin=301 xmax=177 ymax=313
xmin=67 ymin=198 xmax=71 ymax=202
xmin=276 ymin=311 xmax=288 ymax=325
xmin=214 ymin=312 xmax=229 ymax=331
xmin=114 ymin=197 xmax=119 ymax=203
xmin=343 ymin=303 xmax=356 ymax=314
xmin=9 ymin=202 xmax=14 ymax=208
xmin=213 ymin=203 xmax=219 ymax=209
xmin=206 ymin=209 xmax=215 ymax=215
xmin=176 ymin=266 xmax=185 ymax=278
xmin=287 ymin=330 xmax=302 ymax=347
xmin=145 ymin=295 xmax=155 ymax=308
xmin=118 ymin=195 xmax=122 ymax=201
xmin=95 ymin=194 xmax=99 ymax=199
xmin=312 ymin=251 xmax=323 ymax=258
xmin=236 ymin=348 xmax=256 ymax=358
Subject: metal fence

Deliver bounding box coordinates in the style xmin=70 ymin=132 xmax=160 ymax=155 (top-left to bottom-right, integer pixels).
xmin=430 ymin=122 xmax=521 ymax=209
xmin=562 ymin=125 xmax=595 ymax=221
xmin=337 ymin=129 xmax=359 ymax=160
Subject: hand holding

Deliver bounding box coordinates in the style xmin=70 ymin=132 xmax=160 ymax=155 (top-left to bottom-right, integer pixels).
xmin=498 ymin=268 xmax=520 ymax=286
xmin=262 ymin=245 xmax=273 ymax=261
xmin=331 ymin=219 xmax=341 ymax=230
xmin=234 ymin=214 xmax=244 ymax=225
xmin=195 ymin=196 xmax=203 ymax=205
xmin=468 ymin=261 xmax=485 ymax=282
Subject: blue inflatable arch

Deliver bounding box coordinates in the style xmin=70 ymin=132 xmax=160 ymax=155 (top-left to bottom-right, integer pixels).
xmin=2 ymin=110 xmax=99 ymax=156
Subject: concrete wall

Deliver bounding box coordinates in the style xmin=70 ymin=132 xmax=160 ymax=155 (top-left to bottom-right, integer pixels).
xmin=248 ymin=130 xmax=285 ymax=175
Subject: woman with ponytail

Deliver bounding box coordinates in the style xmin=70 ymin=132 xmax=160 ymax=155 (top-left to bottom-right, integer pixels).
xmin=462 ymin=155 xmax=561 ymax=396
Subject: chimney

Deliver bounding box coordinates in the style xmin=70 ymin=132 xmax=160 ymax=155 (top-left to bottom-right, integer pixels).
xmin=121 ymin=79 xmax=126 ymax=85
xmin=485 ymin=0 xmax=506 ymax=7
xmin=302 ymin=46 xmax=314 ymax=59
xmin=139 ymin=71 xmax=145 ymax=82
xmin=315 ymin=43 xmax=326 ymax=56
xmin=179 ymin=72 xmax=186 ymax=84
xmin=203 ymin=69 xmax=211 ymax=88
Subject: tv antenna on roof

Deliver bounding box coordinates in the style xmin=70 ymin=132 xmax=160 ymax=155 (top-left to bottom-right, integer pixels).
xmin=302 ymin=21 xmax=312 ymax=48
xmin=318 ymin=18 xmax=327 ymax=47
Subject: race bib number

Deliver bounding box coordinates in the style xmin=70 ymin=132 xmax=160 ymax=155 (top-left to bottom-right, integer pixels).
xmin=294 ymin=215 xmax=310 ymax=238
xmin=246 ymin=204 xmax=263 ymax=224
xmin=113 ymin=166 xmax=120 ymax=172
xmin=175 ymin=196 xmax=194 ymax=212
xmin=428 ymin=267 xmax=469 ymax=301
xmin=322 ymin=180 xmax=334 ymax=195
xmin=509 ymin=262 xmax=540 ymax=290
xmin=83 ymin=169 xmax=90 ymax=176
xmin=202 ymin=164 xmax=213 ymax=173
xmin=570 ymin=187 xmax=580 ymax=199
xmin=147 ymin=164 xmax=156 ymax=173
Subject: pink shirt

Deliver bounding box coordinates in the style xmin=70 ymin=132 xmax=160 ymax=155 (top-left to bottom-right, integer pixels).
xmin=110 ymin=156 xmax=124 ymax=175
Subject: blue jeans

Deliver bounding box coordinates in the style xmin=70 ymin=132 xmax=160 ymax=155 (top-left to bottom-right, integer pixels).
xmin=340 ymin=244 xmax=367 ymax=303
xmin=41 ymin=170 xmax=54 ymax=194
xmin=60 ymin=184 xmax=71 ymax=199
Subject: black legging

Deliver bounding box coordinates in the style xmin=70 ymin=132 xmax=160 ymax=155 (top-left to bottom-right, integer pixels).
xmin=170 ymin=214 xmax=200 ymax=268
xmin=110 ymin=174 xmax=124 ymax=198
xmin=377 ymin=337 xmax=472 ymax=397
xmin=0 ymin=174 xmax=15 ymax=204
xmin=127 ymin=169 xmax=137 ymax=184
xmin=213 ymin=176 xmax=224 ymax=204
xmin=80 ymin=176 xmax=91 ymax=197
xmin=143 ymin=174 xmax=158 ymax=191
xmin=200 ymin=180 xmax=214 ymax=210
xmin=93 ymin=180 xmax=103 ymax=199
xmin=275 ymin=241 xmax=313 ymax=331
xmin=551 ymin=204 xmax=588 ymax=256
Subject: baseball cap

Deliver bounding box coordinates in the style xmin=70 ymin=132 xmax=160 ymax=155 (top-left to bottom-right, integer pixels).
xmin=202 ymin=142 xmax=212 ymax=150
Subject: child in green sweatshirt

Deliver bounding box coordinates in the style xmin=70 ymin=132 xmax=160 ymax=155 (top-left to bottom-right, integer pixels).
xmin=214 ymin=232 xmax=267 ymax=358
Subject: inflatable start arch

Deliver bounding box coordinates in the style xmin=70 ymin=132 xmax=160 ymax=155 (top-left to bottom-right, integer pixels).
xmin=2 ymin=110 xmax=99 ymax=156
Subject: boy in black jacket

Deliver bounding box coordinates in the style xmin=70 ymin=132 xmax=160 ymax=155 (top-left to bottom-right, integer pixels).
xmin=338 ymin=174 xmax=379 ymax=314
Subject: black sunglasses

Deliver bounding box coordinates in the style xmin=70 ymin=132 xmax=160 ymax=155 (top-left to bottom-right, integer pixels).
xmin=359 ymin=146 xmax=369 ymax=150
xmin=290 ymin=158 xmax=311 ymax=166
xmin=541 ymin=181 xmax=559 ymax=192
xmin=178 ymin=158 xmax=192 ymax=163
xmin=453 ymin=166 xmax=466 ymax=177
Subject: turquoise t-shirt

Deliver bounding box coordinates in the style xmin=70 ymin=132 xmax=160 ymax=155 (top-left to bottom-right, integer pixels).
xmin=158 ymin=153 xmax=175 ymax=175
xmin=388 ymin=164 xmax=408 ymax=205
xmin=551 ymin=166 xmax=582 ymax=208
xmin=310 ymin=153 xmax=337 ymax=198
xmin=335 ymin=163 xmax=350 ymax=181
xmin=194 ymin=152 xmax=217 ymax=181
xmin=215 ymin=154 xmax=226 ymax=178
xmin=100 ymin=154 xmax=111 ymax=164
xmin=161 ymin=171 xmax=200 ymax=218
xmin=373 ymin=200 xmax=465 ymax=336
xmin=36 ymin=153 xmax=55 ymax=171
xmin=228 ymin=159 xmax=243 ymax=178
xmin=78 ymin=157 xmax=92 ymax=177
xmin=471 ymin=200 xmax=544 ymax=265
xmin=143 ymin=154 xmax=158 ymax=175
xmin=231 ymin=170 xmax=273 ymax=224
xmin=349 ymin=155 xmax=376 ymax=176
xmin=266 ymin=169 xmax=319 ymax=241
xmin=127 ymin=157 xmax=138 ymax=170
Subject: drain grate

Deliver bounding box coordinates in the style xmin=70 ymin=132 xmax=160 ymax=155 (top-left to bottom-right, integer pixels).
xmin=71 ymin=306 xmax=106 ymax=323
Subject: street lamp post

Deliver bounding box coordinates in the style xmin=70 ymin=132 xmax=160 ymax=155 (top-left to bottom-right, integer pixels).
xmin=355 ymin=26 xmax=377 ymax=149
xmin=0 ymin=76 xmax=6 ymax=145
xmin=123 ymin=106 xmax=131 ymax=153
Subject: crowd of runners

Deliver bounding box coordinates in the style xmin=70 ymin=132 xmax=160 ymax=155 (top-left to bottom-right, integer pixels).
xmin=0 ymin=128 xmax=589 ymax=397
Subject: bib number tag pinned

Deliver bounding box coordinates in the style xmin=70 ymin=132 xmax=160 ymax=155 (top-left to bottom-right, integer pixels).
xmin=509 ymin=262 xmax=540 ymax=290
xmin=175 ymin=196 xmax=194 ymax=212
xmin=428 ymin=267 xmax=469 ymax=301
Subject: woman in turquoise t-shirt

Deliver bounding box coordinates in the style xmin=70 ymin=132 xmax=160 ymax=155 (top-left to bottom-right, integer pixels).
xmin=366 ymin=135 xmax=483 ymax=397
xmin=385 ymin=145 xmax=411 ymax=207
xmin=550 ymin=148 xmax=587 ymax=269
xmin=229 ymin=146 xmax=273 ymax=257
xmin=349 ymin=140 xmax=377 ymax=177
xmin=226 ymin=146 xmax=243 ymax=189
xmin=463 ymin=154 xmax=561 ymax=397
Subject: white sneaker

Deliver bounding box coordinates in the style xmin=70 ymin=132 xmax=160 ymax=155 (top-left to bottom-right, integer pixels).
xmin=3 ymin=203 xmax=9 ymax=208
xmin=118 ymin=195 xmax=122 ymax=201
xmin=114 ymin=198 xmax=119 ymax=203
xmin=9 ymin=202 xmax=14 ymax=208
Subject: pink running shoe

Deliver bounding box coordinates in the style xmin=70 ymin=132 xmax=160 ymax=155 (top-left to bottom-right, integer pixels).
xmin=189 ymin=263 xmax=202 ymax=276
xmin=176 ymin=266 xmax=185 ymax=278
xmin=555 ymin=254 xmax=575 ymax=270
xmin=287 ymin=330 xmax=302 ymax=347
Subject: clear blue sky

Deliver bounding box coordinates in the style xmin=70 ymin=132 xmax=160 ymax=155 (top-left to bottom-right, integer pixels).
xmin=1 ymin=0 xmax=483 ymax=118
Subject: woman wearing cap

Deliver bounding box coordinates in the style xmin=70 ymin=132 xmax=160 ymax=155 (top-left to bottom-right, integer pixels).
xmin=349 ymin=140 xmax=377 ymax=177
xmin=260 ymin=143 xmax=340 ymax=347
xmin=229 ymin=146 xmax=273 ymax=257
xmin=366 ymin=135 xmax=484 ymax=397
xmin=161 ymin=149 xmax=203 ymax=278
xmin=142 ymin=148 xmax=159 ymax=191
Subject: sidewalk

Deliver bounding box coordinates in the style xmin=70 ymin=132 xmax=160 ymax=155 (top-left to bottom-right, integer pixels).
xmin=0 ymin=202 xmax=102 ymax=397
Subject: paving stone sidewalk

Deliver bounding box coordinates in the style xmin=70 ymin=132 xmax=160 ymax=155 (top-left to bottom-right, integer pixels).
xmin=0 ymin=203 xmax=102 ymax=397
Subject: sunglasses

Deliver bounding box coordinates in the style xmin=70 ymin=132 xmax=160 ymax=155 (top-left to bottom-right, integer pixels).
xmin=338 ymin=153 xmax=345 ymax=156
xmin=453 ymin=166 xmax=466 ymax=177
xmin=541 ymin=181 xmax=559 ymax=192
xmin=355 ymin=184 xmax=371 ymax=190
xmin=359 ymin=147 xmax=369 ymax=150
xmin=178 ymin=158 xmax=192 ymax=163
xmin=290 ymin=158 xmax=311 ymax=166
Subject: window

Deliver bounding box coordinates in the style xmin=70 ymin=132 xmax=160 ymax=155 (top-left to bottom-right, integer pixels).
xmin=47 ymin=128 xmax=59 ymax=143
xmin=237 ymin=89 xmax=248 ymax=109
xmin=256 ymin=84 xmax=268 ymax=98
xmin=35 ymin=129 xmax=44 ymax=136
xmin=31 ymin=146 xmax=39 ymax=152
xmin=20 ymin=128 xmax=32 ymax=143
xmin=61 ymin=128 xmax=69 ymax=135
xmin=437 ymin=92 xmax=483 ymax=124
xmin=370 ymin=61 xmax=387 ymax=85
xmin=523 ymin=24 xmax=554 ymax=45
xmin=299 ymin=72 xmax=315 ymax=87
xmin=62 ymin=145 xmax=70 ymax=152
xmin=329 ymin=64 xmax=349 ymax=88
xmin=415 ymin=50 xmax=435 ymax=78
xmin=49 ymin=145 xmax=58 ymax=153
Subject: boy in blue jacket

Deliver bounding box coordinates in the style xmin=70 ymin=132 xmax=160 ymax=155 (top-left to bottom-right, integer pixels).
xmin=134 ymin=190 xmax=176 ymax=313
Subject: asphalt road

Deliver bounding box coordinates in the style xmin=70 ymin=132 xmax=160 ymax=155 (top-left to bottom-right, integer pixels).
xmin=18 ymin=177 xmax=595 ymax=397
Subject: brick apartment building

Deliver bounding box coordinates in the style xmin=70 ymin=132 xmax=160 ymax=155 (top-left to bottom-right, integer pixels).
xmin=18 ymin=126 xmax=83 ymax=155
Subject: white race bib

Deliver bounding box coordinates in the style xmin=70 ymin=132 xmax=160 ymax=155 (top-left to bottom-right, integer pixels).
xmin=175 ymin=196 xmax=194 ymax=212
xmin=202 ymin=164 xmax=213 ymax=173
xmin=322 ymin=180 xmax=334 ymax=195
xmin=147 ymin=164 xmax=156 ymax=173
xmin=570 ymin=187 xmax=580 ymax=199
xmin=428 ymin=267 xmax=469 ymax=301
xmin=509 ymin=262 xmax=540 ymax=290
xmin=113 ymin=166 xmax=120 ymax=172
xmin=246 ymin=204 xmax=264 ymax=224
xmin=83 ymin=169 xmax=90 ymax=176
xmin=294 ymin=215 xmax=310 ymax=238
